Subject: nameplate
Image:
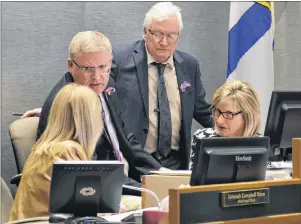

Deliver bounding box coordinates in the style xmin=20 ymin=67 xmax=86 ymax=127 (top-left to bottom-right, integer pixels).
xmin=221 ymin=188 xmax=269 ymax=208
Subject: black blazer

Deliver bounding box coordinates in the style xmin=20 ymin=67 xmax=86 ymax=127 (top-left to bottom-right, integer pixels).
xmin=111 ymin=40 xmax=214 ymax=169
xmin=37 ymin=72 xmax=163 ymax=183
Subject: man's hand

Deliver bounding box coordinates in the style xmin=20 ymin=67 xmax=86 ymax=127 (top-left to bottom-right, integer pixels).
xmin=119 ymin=201 xmax=127 ymax=213
xmin=21 ymin=108 xmax=42 ymax=118
xmin=158 ymin=167 xmax=171 ymax=172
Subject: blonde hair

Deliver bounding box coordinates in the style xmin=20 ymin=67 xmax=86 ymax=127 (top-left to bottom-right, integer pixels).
xmin=69 ymin=31 xmax=112 ymax=59
xmin=212 ymin=80 xmax=261 ymax=136
xmin=33 ymin=83 xmax=103 ymax=159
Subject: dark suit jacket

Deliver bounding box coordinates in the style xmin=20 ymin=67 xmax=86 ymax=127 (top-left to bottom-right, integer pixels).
xmin=111 ymin=40 xmax=213 ymax=169
xmin=37 ymin=72 xmax=163 ymax=187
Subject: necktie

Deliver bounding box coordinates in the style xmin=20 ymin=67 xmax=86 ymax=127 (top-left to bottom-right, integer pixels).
xmin=102 ymin=110 xmax=121 ymax=161
xmin=153 ymin=62 xmax=172 ymax=158
xmin=99 ymin=94 xmax=129 ymax=176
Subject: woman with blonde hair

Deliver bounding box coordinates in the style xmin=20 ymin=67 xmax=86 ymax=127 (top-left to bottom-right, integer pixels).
xmin=9 ymin=83 xmax=103 ymax=221
xmin=189 ymin=80 xmax=261 ymax=170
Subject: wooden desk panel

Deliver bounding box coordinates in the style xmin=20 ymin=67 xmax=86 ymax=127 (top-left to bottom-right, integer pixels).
xmin=211 ymin=213 xmax=301 ymax=224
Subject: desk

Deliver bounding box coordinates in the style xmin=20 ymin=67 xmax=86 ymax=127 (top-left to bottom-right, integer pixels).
xmin=5 ymin=216 xmax=49 ymax=224
xmin=6 ymin=217 xmax=142 ymax=224
xmin=5 ymin=213 xmax=143 ymax=224
xmin=142 ymin=169 xmax=291 ymax=208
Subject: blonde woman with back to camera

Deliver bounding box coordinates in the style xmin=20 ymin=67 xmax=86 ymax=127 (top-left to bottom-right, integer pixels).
xmin=189 ymin=80 xmax=261 ymax=170
xmin=9 ymin=83 xmax=104 ymax=221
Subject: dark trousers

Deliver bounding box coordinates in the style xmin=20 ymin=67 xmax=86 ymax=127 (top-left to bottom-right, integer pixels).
xmin=151 ymin=150 xmax=183 ymax=170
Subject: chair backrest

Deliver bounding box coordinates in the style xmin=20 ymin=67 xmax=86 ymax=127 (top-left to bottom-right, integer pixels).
xmin=9 ymin=117 xmax=39 ymax=173
xmin=1 ymin=177 xmax=13 ymax=223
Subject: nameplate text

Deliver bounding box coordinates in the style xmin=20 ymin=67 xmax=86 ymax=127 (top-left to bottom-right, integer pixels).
xmin=221 ymin=188 xmax=269 ymax=207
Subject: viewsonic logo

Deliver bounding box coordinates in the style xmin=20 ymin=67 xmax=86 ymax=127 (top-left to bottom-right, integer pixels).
xmin=235 ymin=155 xmax=252 ymax=162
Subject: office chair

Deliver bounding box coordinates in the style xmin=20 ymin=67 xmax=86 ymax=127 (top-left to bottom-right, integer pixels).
xmin=9 ymin=117 xmax=39 ymax=186
xmin=1 ymin=177 xmax=13 ymax=223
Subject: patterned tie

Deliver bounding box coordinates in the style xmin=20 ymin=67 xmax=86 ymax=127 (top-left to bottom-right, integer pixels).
xmin=153 ymin=62 xmax=172 ymax=158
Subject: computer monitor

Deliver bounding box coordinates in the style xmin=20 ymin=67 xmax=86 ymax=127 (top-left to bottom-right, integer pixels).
xmin=264 ymin=91 xmax=301 ymax=160
xmin=190 ymin=137 xmax=269 ymax=186
xmin=49 ymin=161 xmax=124 ymax=217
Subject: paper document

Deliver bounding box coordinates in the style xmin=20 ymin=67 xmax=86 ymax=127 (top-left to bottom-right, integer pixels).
xmin=102 ymin=207 xmax=159 ymax=222
xmin=267 ymin=161 xmax=292 ymax=169
xmin=149 ymin=170 xmax=192 ymax=176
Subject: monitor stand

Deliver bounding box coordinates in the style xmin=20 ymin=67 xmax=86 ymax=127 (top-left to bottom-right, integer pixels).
xmin=269 ymin=146 xmax=292 ymax=162
xmin=73 ymin=175 xmax=101 ymax=217
xmin=234 ymin=164 xmax=252 ymax=182
xmin=281 ymin=147 xmax=292 ymax=161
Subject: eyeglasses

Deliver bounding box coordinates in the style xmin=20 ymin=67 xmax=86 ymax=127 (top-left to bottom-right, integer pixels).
xmin=148 ymin=29 xmax=179 ymax=44
xmin=72 ymin=60 xmax=111 ymax=75
xmin=211 ymin=107 xmax=242 ymax=120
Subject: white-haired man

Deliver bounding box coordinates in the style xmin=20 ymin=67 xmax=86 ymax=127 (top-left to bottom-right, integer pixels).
xmin=111 ymin=2 xmax=213 ymax=170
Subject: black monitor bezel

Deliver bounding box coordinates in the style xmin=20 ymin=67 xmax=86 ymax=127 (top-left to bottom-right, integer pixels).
xmin=264 ymin=91 xmax=301 ymax=158
xmin=190 ymin=136 xmax=270 ymax=186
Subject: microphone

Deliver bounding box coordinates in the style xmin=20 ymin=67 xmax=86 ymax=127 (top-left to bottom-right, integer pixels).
xmin=123 ymin=185 xmax=161 ymax=209
xmin=12 ymin=112 xmax=24 ymax=116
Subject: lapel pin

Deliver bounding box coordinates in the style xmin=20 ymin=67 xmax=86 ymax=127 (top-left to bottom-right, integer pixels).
xmin=180 ymin=81 xmax=191 ymax=93
xmin=105 ymin=87 xmax=116 ymax=96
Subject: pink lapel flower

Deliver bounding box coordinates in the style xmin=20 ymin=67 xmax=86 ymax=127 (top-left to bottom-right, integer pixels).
xmin=180 ymin=81 xmax=191 ymax=93
xmin=105 ymin=87 xmax=116 ymax=95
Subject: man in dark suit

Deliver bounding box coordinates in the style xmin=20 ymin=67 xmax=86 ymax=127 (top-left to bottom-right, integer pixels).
xmin=36 ymin=31 xmax=166 ymax=201
xmin=111 ymin=2 xmax=213 ymax=170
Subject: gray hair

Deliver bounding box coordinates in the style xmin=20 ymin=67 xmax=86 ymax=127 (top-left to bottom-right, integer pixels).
xmin=143 ymin=2 xmax=183 ymax=31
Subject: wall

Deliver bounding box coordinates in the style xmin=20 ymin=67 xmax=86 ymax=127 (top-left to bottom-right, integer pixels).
xmin=274 ymin=2 xmax=301 ymax=90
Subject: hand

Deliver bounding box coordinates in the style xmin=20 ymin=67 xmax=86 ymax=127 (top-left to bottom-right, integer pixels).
xmin=159 ymin=167 xmax=171 ymax=172
xmin=179 ymin=184 xmax=191 ymax=188
xmin=21 ymin=108 xmax=42 ymax=118
xmin=119 ymin=202 xmax=127 ymax=213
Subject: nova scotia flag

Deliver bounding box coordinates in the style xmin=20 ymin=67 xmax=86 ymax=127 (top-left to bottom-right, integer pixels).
xmin=227 ymin=1 xmax=274 ymax=133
